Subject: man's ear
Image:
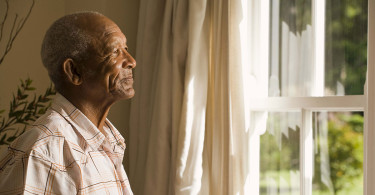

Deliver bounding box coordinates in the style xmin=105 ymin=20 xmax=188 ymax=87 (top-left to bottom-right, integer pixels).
xmin=62 ymin=58 xmax=83 ymax=85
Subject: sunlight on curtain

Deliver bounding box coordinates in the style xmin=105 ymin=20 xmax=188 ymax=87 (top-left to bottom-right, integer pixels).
xmin=239 ymin=0 xmax=270 ymax=194
xmin=129 ymin=0 xmax=267 ymax=194
xmin=128 ymin=0 xmax=213 ymax=194
xmin=130 ymin=0 xmax=366 ymax=194
xmin=174 ymin=0 xmax=210 ymax=193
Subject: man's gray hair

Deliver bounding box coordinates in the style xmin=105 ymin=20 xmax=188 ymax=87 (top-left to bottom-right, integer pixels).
xmin=41 ymin=11 xmax=102 ymax=91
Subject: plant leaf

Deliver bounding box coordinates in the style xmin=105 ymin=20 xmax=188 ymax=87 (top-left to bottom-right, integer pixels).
xmin=0 ymin=134 xmax=6 ymax=142
xmin=39 ymin=97 xmax=51 ymax=103
xmin=26 ymin=78 xmax=32 ymax=86
xmin=27 ymin=102 xmax=35 ymax=110
xmin=1 ymin=118 xmax=5 ymax=127
xmin=20 ymin=79 xmax=25 ymax=88
xmin=10 ymin=110 xmax=24 ymax=118
xmin=7 ymin=136 xmax=17 ymax=142
xmin=36 ymin=103 xmax=45 ymax=108
xmin=38 ymin=108 xmax=46 ymax=114
xmin=20 ymin=94 xmax=28 ymax=100
xmin=17 ymin=88 xmax=22 ymax=98
xmin=24 ymin=113 xmax=31 ymax=121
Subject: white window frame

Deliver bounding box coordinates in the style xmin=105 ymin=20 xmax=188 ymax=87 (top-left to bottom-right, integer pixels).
xmin=364 ymin=0 xmax=375 ymax=194
xmin=248 ymin=0 xmax=374 ymax=194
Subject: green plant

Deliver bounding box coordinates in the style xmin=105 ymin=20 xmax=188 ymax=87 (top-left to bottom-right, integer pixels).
xmin=313 ymin=113 xmax=363 ymax=194
xmin=0 ymin=78 xmax=55 ymax=145
xmin=260 ymin=112 xmax=364 ymax=194
xmin=328 ymin=113 xmax=363 ymax=193
xmin=0 ymin=0 xmax=56 ymax=146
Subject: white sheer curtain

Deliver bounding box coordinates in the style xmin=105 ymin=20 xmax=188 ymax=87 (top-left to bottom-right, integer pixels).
xmin=128 ymin=0 xmax=266 ymax=194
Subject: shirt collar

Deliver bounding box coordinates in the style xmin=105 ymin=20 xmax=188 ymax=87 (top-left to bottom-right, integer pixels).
xmin=51 ymin=93 xmax=106 ymax=150
xmin=103 ymin=119 xmax=126 ymax=150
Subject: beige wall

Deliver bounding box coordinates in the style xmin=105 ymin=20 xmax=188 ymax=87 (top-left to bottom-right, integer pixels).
xmin=0 ymin=0 xmax=140 ymax=171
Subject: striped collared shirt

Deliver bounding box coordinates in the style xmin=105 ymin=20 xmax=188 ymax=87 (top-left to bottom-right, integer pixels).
xmin=0 ymin=93 xmax=133 ymax=195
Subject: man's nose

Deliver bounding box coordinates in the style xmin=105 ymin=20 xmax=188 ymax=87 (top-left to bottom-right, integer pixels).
xmin=122 ymin=51 xmax=136 ymax=69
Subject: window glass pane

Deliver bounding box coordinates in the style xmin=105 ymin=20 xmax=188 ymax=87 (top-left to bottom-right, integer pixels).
xmin=269 ymin=0 xmax=367 ymax=97
xmin=269 ymin=0 xmax=313 ymax=97
xmin=325 ymin=1 xmax=367 ymax=95
xmin=260 ymin=112 xmax=301 ymax=194
xmin=312 ymin=112 xmax=363 ymax=195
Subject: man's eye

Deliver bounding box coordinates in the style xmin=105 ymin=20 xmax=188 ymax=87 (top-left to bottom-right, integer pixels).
xmin=111 ymin=49 xmax=120 ymax=57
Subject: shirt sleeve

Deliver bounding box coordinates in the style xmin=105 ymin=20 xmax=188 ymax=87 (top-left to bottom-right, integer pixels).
xmin=0 ymin=148 xmax=77 ymax=195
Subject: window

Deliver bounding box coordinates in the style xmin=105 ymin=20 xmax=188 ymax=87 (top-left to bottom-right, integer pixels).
xmin=244 ymin=0 xmax=374 ymax=194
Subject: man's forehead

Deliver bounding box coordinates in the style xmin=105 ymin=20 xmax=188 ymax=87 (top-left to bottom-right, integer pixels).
xmin=75 ymin=14 xmax=121 ymax=37
xmin=102 ymin=25 xmax=125 ymax=38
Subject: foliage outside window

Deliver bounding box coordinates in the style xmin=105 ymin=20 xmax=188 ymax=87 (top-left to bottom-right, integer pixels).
xmin=259 ymin=0 xmax=367 ymax=194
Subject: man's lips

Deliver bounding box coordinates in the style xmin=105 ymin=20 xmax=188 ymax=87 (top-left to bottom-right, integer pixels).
xmin=121 ymin=76 xmax=133 ymax=83
xmin=109 ymin=75 xmax=133 ymax=91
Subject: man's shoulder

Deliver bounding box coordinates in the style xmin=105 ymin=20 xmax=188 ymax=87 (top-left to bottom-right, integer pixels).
xmin=32 ymin=108 xmax=70 ymax=134
xmin=4 ymin=109 xmax=72 ymax=156
xmin=0 ymin=111 xmax=78 ymax=193
xmin=0 ymin=109 xmax=78 ymax=169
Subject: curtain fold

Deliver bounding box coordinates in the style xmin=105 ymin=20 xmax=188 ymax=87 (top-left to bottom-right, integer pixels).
xmin=129 ymin=0 xmax=261 ymax=194
xmin=173 ymin=0 xmax=210 ymax=194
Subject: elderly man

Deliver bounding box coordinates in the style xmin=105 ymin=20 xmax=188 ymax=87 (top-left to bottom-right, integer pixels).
xmin=0 ymin=12 xmax=135 ymax=194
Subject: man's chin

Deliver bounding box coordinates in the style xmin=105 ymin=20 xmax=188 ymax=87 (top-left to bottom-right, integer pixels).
xmin=124 ymin=88 xmax=135 ymax=99
xmin=113 ymin=88 xmax=135 ymax=100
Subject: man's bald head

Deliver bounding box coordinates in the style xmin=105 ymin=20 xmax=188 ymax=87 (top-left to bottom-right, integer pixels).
xmin=41 ymin=11 xmax=105 ymax=92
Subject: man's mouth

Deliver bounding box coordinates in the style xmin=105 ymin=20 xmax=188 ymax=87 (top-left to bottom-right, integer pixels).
xmin=121 ymin=76 xmax=133 ymax=83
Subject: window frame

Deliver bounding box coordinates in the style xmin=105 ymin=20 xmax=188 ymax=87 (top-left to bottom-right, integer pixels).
xmin=248 ymin=0 xmax=374 ymax=194
xmin=364 ymin=0 xmax=375 ymax=194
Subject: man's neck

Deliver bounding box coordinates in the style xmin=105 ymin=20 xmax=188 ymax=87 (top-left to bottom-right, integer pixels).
xmin=76 ymin=102 xmax=111 ymax=132
xmin=60 ymin=91 xmax=113 ymax=132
